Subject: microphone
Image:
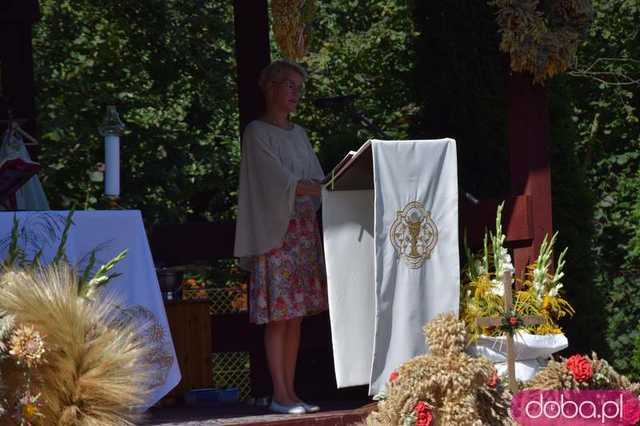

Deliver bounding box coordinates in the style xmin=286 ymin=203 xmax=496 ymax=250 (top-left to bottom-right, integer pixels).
xmin=313 ymin=95 xmax=356 ymax=109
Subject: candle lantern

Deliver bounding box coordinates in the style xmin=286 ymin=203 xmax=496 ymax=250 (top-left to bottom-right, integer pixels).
xmin=98 ymin=106 xmax=125 ymax=202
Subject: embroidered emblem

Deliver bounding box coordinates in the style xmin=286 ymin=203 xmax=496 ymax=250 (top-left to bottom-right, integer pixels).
xmin=389 ymin=201 xmax=438 ymax=269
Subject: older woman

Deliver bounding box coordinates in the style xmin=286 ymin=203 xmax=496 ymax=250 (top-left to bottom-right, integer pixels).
xmin=234 ymin=59 xmax=327 ymax=414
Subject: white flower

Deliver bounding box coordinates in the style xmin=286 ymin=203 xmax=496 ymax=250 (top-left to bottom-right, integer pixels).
xmin=548 ymin=284 xmax=563 ymax=297
xmin=490 ymin=278 xmax=504 ymax=296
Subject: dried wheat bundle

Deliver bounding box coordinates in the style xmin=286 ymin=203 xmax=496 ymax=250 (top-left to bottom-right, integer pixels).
xmin=0 ymin=265 xmax=153 ymax=425
xmin=366 ymin=313 xmax=515 ymax=426
xmin=490 ymin=0 xmax=593 ymax=83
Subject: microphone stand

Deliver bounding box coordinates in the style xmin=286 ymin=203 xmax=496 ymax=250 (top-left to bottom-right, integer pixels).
xmin=321 ymin=100 xmax=479 ymax=205
xmin=349 ymin=108 xmax=391 ymax=140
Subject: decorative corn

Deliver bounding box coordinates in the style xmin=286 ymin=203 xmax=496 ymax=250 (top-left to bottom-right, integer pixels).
xmin=271 ymin=0 xmax=316 ymax=60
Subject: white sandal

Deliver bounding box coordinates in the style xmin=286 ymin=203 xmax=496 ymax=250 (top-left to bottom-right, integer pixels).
xmin=300 ymin=401 xmax=320 ymax=413
xmin=269 ymin=400 xmax=306 ymax=414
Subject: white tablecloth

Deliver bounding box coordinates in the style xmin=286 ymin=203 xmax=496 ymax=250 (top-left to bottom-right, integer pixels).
xmin=0 ymin=210 xmax=180 ymax=408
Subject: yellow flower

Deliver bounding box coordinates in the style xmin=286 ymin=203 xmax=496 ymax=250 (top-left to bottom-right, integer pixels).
xmin=22 ymin=402 xmax=38 ymax=420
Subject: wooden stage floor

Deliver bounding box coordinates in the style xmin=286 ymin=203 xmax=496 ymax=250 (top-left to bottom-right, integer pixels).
xmin=142 ymin=400 xmax=372 ymax=426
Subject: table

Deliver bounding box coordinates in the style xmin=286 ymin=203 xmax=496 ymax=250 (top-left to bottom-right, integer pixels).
xmin=0 ymin=210 xmax=181 ymax=408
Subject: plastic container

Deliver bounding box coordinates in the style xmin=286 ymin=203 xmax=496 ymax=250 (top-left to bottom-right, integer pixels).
xmin=184 ymin=388 xmax=240 ymax=407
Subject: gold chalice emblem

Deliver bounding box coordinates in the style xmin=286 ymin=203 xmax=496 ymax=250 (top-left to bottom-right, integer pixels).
xmin=389 ymin=201 xmax=438 ymax=269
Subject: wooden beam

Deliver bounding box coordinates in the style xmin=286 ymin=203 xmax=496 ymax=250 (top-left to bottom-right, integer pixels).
xmin=148 ymin=222 xmax=235 ymax=266
xmin=233 ymin=0 xmax=271 ymax=136
xmin=0 ymin=0 xmax=40 ymax=22
xmin=461 ymin=195 xmax=533 ymax=248
xmin=231 ymin=1 xmax=272 ymax=399
xmin=0 ymin=0 xmax=40 ymax=159
xmin=507 ymin=72 xmax=554 ymax=277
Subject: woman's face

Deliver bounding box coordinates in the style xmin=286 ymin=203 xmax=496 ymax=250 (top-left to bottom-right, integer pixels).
xmin=266 ymin=69 xmax=304 ymax=115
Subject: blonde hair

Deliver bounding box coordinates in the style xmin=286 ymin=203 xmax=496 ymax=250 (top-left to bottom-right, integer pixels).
xmin=258 ymin=59 xmax=307 ymax=92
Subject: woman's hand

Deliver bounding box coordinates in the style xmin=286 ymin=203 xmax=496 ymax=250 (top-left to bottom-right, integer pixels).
xmin=295 ymin=180 xmax=321 ymax=197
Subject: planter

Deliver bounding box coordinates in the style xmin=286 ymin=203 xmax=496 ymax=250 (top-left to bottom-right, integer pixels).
xmin=467 ymin=332 xmax=568 ymax=381
xmin=156 ymin=268 xmax=183 ymax=300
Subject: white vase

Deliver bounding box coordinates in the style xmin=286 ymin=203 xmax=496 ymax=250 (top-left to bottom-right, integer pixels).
xmin=466 ymin=332 xmax=568 ymax=381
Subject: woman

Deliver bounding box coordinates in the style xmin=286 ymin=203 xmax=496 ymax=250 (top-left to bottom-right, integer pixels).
xmin=234 ymin=59 xmax=328 ymax=415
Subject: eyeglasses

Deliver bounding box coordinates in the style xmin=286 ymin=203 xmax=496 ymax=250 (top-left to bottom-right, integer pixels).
xmin=272 ymin=79 xmax=305 ymax=95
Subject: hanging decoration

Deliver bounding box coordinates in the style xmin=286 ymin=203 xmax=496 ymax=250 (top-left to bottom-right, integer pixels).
xmin=271 ymin=0 xmax=316 ymax=60
xmin=490 ymin=0 xmax=593 ymax=83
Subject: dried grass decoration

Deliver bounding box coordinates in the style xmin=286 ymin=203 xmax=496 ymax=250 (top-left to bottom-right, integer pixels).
xmin=365 ymin=313 xmax=514 ymax=426
xmin=490 ymin=0 xmax=593 ymax=83
xmin=271 ymin=0 xmax=316 ymax=60
xmin=0 ymin=266 xmax=154 ymax=425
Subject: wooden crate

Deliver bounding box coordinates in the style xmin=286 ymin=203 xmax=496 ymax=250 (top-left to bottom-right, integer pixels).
xmin=164 ymin=300 xmax=213 ymax=399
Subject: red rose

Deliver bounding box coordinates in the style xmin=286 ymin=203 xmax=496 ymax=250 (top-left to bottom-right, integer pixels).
xmin=414 ymin=401 xmax=433 ymax=426
xmin=509 ymin=316 xmax=519 ymax=326
xmin=566 ymin=354 xmax=593 ymax=383
xmin=389 ymin=371 xmax=399 ymax=383
xmin=487 ymin=368 xmax=498 ymax=388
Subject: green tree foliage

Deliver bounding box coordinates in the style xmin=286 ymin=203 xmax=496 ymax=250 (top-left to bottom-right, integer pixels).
xmin=34 ymin=0 xmax=239 ymax=224
xmin=548 ymin=76 xmax=604 ymax=356
xmin=563 ymin=0 xmax=640 ymax=374
xmin=34 ymin=0 xmax=419 ymax=221
xmin=293 ymin=0 xmax=419 ymax=170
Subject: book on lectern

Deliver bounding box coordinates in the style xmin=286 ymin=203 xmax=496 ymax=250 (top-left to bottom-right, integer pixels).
xmin=323 ymin=141 xmax=373 ymax=190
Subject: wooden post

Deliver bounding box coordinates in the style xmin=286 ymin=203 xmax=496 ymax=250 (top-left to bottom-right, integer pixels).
xmin=232 ymin=0 xmax=272 ymax=399
xmin=507 ymin=72 xmax=553 ymax=278
xmin=477 ymin=271 xmax=543 ymax=393
xmin=233 ymin=0 xmax=271 ymax=136
xmin=0 ymin=0 xmax=40 ymax=159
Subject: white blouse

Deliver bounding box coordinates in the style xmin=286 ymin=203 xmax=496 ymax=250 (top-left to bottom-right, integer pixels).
xmin=233 ymin=120 xmax=324 ymax=266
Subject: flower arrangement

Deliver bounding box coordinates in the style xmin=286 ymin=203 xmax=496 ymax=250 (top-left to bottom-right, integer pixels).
xmin=460 ymin=203 xmax=575 ymax=343
xmin=489 ymin=0 xmax=593 ymax=83
xmin=181 ymin=262 xmax=248 ymax=313
xmin=182 ymin=274 xmax=208 ymax=300
xmin=365 ymin=313 xmax=513 ymax=426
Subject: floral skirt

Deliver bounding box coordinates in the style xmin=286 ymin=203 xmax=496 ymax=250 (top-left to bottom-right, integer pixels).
xmin=249 ymin=197 xmax=328 ymax=325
